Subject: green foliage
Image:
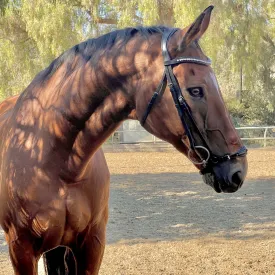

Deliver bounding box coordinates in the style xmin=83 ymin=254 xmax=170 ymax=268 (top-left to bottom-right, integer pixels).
xmin=0 ymin=0 xmax=274 ymax=125
xmin=138 ymin=0 xmax=159 ymax=25
xmin=21 ymin=0 xmax=79 ymax=62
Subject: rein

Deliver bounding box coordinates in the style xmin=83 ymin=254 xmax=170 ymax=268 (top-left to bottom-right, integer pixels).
xmin=141 ymin=29 xmax=247 ymax=170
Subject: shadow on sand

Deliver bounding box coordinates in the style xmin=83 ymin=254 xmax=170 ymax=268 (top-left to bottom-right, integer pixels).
xmin=107 ymin=172 xmax=275 ymax=244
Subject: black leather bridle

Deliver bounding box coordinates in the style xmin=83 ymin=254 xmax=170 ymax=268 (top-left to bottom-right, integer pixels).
xmin=141 ymin=29 xmax=247 ymax=171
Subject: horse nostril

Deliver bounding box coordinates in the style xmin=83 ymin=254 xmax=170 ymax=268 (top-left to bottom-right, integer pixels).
xmin=231 ymin=171 xmax=243 ymax=185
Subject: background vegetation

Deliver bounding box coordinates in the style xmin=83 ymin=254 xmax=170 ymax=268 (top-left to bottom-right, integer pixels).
xmin=0 ymin=0 xmax=274 ymax=125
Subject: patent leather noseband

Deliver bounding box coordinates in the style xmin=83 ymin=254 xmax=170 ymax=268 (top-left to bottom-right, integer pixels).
xmin=141 ymin=29 xmax=247 ymax=170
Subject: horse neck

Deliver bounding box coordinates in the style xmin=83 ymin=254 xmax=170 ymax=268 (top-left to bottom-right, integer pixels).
xmin=13 ymin=34 xmax=160 ymax=181
xmin=36 ymin=41 xmax=153 ymax=181
xmin=63 ymin=87 xmax=135 ymax=181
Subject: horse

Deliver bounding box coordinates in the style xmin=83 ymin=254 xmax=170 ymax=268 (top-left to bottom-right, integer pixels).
xmin=0 ymin=5 xmax=248 ymax=275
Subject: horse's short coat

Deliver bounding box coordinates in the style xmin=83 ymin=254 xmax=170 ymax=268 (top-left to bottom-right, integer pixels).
xmin=0 ymin=6 xmax=247 ymax=275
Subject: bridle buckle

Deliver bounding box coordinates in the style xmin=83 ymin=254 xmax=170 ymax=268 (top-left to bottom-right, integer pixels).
xmin=178 ymin=96 xmax=184 ymax=105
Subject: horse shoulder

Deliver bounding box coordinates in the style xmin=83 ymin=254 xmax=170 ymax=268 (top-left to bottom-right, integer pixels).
xmin=65 ymin=148 xmax=110 ymax=235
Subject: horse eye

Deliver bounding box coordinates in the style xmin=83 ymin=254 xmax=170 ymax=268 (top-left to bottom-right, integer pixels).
xmin=187 ymin=87 xmax=204 ymax=98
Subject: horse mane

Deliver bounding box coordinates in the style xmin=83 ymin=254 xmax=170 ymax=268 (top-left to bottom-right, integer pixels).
xmin=41 ymin=26 xmax=172 ymax=82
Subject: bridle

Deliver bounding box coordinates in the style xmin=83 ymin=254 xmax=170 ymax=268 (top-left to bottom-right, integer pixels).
xmin=141 ymin=29 xmax=247 ymax=172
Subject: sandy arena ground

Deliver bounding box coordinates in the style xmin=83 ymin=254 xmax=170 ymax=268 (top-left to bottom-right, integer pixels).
xmin=0 ymin=148 xmax=275 ymax=274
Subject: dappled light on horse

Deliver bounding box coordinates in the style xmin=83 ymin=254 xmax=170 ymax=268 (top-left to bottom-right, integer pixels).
xmin=0 ymin=5 xmax=247 ymax=275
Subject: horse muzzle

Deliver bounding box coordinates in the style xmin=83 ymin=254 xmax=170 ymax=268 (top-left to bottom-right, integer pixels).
xmin=201 ymin=157 xmax=248 ymax=193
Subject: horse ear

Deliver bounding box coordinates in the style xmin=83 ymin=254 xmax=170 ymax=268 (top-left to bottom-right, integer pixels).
xmin=179 ymin=5 xmax=214 ymax=51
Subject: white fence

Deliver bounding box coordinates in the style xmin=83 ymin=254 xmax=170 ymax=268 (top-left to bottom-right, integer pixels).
xmin=236 ymin=126 xmax=275 ymax=147
xmin=109 ymin=125 xmax=275 ymax=148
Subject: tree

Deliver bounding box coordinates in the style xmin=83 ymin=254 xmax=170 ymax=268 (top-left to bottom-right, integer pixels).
xmin=0 ymin=0 xmax=274 ymax=124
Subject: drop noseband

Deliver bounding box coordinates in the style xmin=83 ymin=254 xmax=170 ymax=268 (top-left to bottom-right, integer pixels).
xmin=140 ymin=29 xmax=247 ymax=170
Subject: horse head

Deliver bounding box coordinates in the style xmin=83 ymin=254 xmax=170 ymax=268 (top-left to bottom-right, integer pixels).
xmin=135 ymin=6 xmax=248 ymax=193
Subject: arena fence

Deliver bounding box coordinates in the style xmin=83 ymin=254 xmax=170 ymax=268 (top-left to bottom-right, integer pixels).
xmin=104 ymin=125 xmax=275 ymax=151
xmin=235 ymin=126 xmax=275 ymax=147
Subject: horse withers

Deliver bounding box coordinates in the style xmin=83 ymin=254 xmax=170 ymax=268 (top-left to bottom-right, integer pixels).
xmin=0 ymin=6 xmax=247 ymax=275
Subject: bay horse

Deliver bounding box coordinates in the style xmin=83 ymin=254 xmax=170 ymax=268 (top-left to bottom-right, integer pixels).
xmin=0 ymin=6 xmax=247 ymax=275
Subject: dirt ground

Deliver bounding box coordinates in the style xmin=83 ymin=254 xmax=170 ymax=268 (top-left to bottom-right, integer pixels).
xmin=1 ymin=148 xmax=275 ymax=274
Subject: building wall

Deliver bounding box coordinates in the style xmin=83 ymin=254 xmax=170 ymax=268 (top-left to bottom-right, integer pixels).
xmin=120 ymin=121 xmax=154 ymax=143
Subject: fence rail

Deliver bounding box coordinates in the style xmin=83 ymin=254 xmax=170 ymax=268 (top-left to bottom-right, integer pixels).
xmin=109 ymin=126 xmax=275 ymax=148
xmin=236 ymin=126 xmax=275 ymax=147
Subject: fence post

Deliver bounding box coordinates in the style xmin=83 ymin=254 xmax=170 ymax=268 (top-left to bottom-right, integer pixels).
xmin=264 ymin=127 xmax=268 ymax=147
xmin=112 ymin=133 xmax=114 ymax=151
